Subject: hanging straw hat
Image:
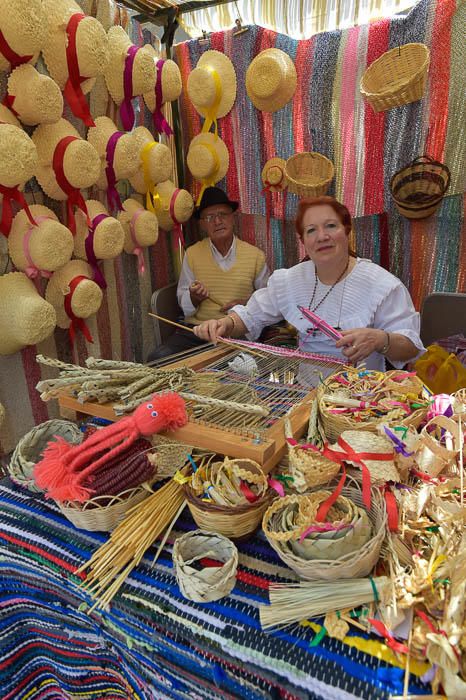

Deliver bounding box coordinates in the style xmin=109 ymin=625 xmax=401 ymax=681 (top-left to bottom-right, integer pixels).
xmin=128 ymin=127 xmax=173 ymax=195
xmin=9 ymin=205 xmax=74 ymax=279
xmin=187 ymin=133 xmax=229 ymax=201
xmin=246 ymin=48 xmax=297 ymax=113
xmin=0 ymin=0 xmax=47 ymax=72
xmin=142 ymin=46 xmax=181 ymax=137
xmin=74 ymin=200 xmax=125 ymax=286
xmin=152 ymin=180 xmax=194 ymax=231
xmin=261 ymin=157 xmax=288 ymax=193
xmin=6 ymin=65 xmax=64 ymax=126
xmin=118 ymin=198 xmax=159 ymax=274
xmin=0 ymin=272 xmax=57 ymax=355
xmin=187 ymin=50 xmax=236 ymax=128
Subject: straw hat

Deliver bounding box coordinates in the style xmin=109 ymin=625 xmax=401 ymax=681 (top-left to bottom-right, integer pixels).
xmin=7 ymin=65 xmax=64 ymax=126
xmin=87 ymin=116 xmax=141 ymax=189
xmin=330 ymin=430 xmax=400 ymax=485
xmin=246 ymin=48 xmax=297 ymax=112
xmin=0 ymin=272 xmax=57 ymax=355
xmin=104 ymin=26 xmax=155 ymax=110
xmin=118 ymin=197 xmax=159 ymax=252
xmin=187 ymin=50 xmax=236 ymax=121
xmin=187 ymin=133 xmax=229 ymax=186
xmin=0 ymin=0 xmax=46 ymax=72
xmin=142 ymin=46 xmax=182 ymax=111
xmin=74 ymin=200 xmax=125 ymax=260
xmin=261 ymin=157 xmax=288 ymax=192
xmin=32 ymin=118 xmax=100 ymax=200
xmin=45 ymin=260 xmax=103 ymax=329
xmin=0 ymin=120 xmax=37 ymax=190
xmin=9 ymin=205 xmax=74 ymax=276
xmin=128 ymin=127 xmax=173 ymax=194
xmin=152 ymin=181 xmax=194 ymax=231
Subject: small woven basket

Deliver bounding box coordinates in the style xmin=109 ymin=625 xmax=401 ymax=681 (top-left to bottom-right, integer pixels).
xmin=414 ymin=415 xmax=461 ymax=477
xmin=285 ymin=412 xmax=340 ymax=493
xmin=285 ymin=152 xmax=334 ymax=197
xmin=173 ymin=529 xmax=238 ymax=602
xmin=8 ymin=419 xmax=83 ymax=492
xmin=360 ymin=43 xmax=430 ymax=112
xmin=390 ymin=156 xmax=450 ymax=219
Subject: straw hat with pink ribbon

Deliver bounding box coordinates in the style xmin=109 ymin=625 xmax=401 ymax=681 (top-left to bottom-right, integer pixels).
xmin=187 ymin=50 xmax=236 ymax=135
xmin=0 ymin=0 xmax=46 ymax=72
xmin=128 ymin=127 xmax=173 ymax=211
xmin=32 ymin=118 xmax=101 ymax=235
xmin=41 ymin=0 xmax=109 ymax=128
xmin=118 ymin=197 xmax=159 ymax=275
xmin=104 ymin=26 xmax=155 ymax=131
xmin=8 ymin=205 xmax=74 ymax=284
xmin=6 ymin=65 xmax=63 ymax=126
xmin=152 ymin=180 xmax=194 ymax=251
xmin=142 ymin=45 xmax=182 ymax=137
xmin=74 ymin=200 xmax=125 ymax=288
xmin=0 ymin=105 xmax=38 ymax=237
xmin=186 ymin=132 xmax=229 ymax=206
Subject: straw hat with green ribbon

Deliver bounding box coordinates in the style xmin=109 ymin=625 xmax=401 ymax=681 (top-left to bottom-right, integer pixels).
xmin=187 ymin=50 xmax=236 ymax=134
xmin=129 ymin=127 xmax=173 ymax=212
xmin=0 ymin=0 xmax=46 ymax=72
xmin=118 ymin=197 xmax=159 ymax=275
xmin=246 ymin=48 xmax=297 ymax=113
xmin=6 ymin=65 xmax=64 ymax=126
xmin=187 ymin=132 xmax=229 ymax=206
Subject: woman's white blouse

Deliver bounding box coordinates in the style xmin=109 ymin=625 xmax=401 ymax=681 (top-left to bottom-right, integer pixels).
xmin=231 ymin=258 xmax=425 ymax=371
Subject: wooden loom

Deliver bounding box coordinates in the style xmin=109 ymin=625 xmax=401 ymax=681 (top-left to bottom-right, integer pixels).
xmin=58 ymin=345 xmax=343 ymax=473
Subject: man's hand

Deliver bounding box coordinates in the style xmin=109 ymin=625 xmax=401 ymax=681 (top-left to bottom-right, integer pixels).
xmin=220 ymin=298 xmax=249 ymax=312
xmin=189 ymin=281 xmax=209 ymax=306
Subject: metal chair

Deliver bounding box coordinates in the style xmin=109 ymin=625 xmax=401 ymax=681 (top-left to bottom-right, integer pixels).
xmin=150 ymin=282 xmax=181 ymax=348
xmin=420 ymin=292 xmax=466 ymax=346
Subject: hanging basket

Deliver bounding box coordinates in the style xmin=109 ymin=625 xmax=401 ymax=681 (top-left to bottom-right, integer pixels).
xmin=390 ymin=156 xmax=450 ymax=219
xmin=360 ymin=43 xmax=430 ymax=112
xmin=284 ymin=152 xmax=334 ymax=197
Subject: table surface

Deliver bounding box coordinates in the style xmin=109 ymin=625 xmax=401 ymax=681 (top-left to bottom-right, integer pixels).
xmin=0 ymin=479 xmax=431 ymax=700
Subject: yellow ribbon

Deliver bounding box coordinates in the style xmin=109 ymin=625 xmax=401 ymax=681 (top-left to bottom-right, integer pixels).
xmin=195 ymin=142 xmax=220 ymax=206
xmin=173 ymin=470 xmax=190 ymax=485
xmin=200 ymin=66 xmax=222 ymax=136
xmin=140 ymin=141 xmax=159 ymax=212
xmin=427 ymin=553 xmax=446 ymax=592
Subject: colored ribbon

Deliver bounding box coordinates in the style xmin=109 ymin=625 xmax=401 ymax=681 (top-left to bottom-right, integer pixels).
xmin=105 ymin=132 xmax=124 ymax=212
xmin=383 ymin=426 xmax=414 ymax=458
xmin=85 ymin=214 xmax=109 ymax=289
xmin=129 ymin=208 xmax=146 ymax=275
xmin=315 ymin=464 xmax=347 ymax=522
xmin=299 ymin=520 xmax=352 ymax=543
xmin=239 ymin=480 xmax=259 ymax=503
xmin=381 ymin=484 xmax=399 ymax=532
xmin=152 ymin=59 xmax=173 ymax=136
xmin=140 ymin=141 xmax=161 ymax=213
xmin=367 ymin=619 xmax=410 ymax=656
xmin=2 ymin=93 xmax=19 ymax=117
xmin=52 ymin=136 xmax=90 ymax=235
xmin=0 ymin=184 xmax=36 ymax=237
xmin=195 ymin=142 xmax=220 ymax=206
xmin=64 ymin=275 xmax=94 ymax=346
xmin=267 ymin=478 xmax=285 ymax=498
xmin=63 ymin=14 xmax=95 ymax=127
xmin=120 ymin=45 xmax=138 ymax=130
xmin=0 ymin=29 xmax=33 ymax=67
xmin=22 ymin=216 xmax=54 ymax=283
xmin=200 ymin=66 xmax=222 ymax=136
xmin=169 ymin=188 xmax=185 ymax=250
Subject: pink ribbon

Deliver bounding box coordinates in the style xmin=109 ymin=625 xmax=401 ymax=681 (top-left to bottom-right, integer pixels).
xmin=105 ymin=132 xmax=124 ymax=212
xmin=152 ymin=59 xmax=173 ymax=136
xmin=169 ymin=188 xmax=185 ymax=250
xmin=299 ymin=521 xmax=353 ymax=543
xmin=85 ymin=214 xmax=109 ymax=289
xmin=120 ymin=46 xmax=138 ymax=130
xmin=22 ymin=216 xmax=54 ymax=287
xmin=129 ymin=208 xmax=146 ymax=275
xmin=426 ymin=394 xmax=454 ymax=421
xmin=267 ymin=478 xmax=285 ymax=497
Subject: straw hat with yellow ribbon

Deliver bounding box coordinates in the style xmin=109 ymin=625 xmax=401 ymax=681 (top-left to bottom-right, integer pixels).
xmin=32 ymin=118 xmax=100 ymax=234
xmin=0 ymin=0 xmax=46 ymax=72
xmin=129 ymin=127 xmax=172 ymax=211
xmin=187 ymin=132 xmax=229 ymax=206
xmin=8 ymin=205 xmax=74 ymax=282
xmin=118 ymin=197 xmax=159 ymax=275
xmin=104 ymin=26 xmax=156 ymax=131
xmin=142 ymin=45 xmax=182 ymax=137
xmin=0 ymin=105 xmax=38 ymax=237
xmin=74 ymin=200 xmax=125 ymax=288
xmin=0 ymin=272 xmax=57 ymax=355
xmin=6 ymin=65 xmax=64 ymax=126
xmin=246 ymin=48 xmax=297 ymax=113
xmin=187 ymin=50 xmax=236 ymax=134
xmin=151 ymin=180 xmax=194 ymax=253
xmin=45 ymin=260 xmax=103 ymax=345
xmin=41 ymin=0 xmax=109 ymax=128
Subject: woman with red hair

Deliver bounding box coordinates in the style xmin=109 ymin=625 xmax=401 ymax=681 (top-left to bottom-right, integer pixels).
xmin=193 ymin=196 xmax=423 ymax=377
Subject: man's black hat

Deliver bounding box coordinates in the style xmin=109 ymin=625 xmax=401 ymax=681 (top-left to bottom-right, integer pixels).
xmin=193 ymin=187 xmax=239 ymax=219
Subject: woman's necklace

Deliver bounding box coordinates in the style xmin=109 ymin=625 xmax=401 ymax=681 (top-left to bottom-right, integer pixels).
xmin=308 ymin=258 xmax=350 ymax=315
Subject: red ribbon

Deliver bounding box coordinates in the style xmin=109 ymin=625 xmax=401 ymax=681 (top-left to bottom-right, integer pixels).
xmin=381 ymin=484 xmax=399 ymax=532
xmin=0 ymin=29 xmax=33 ymax=68
xmin=315 ymin=465 xmax=346 ymax=522
xmin=152 ymin=59 xmax=173 ymax=136
xmin=52 ymin=136 xmax=90 ymax=235
xmin=64 ymin=275 xmax=94 ymax=346
xmin=63 ymin=14 xmax=95 ymax=127
xmin=0 ymin=184 xmax=36 ymax=237
xmin=367 ymin=618 xmax=410 ymax=655
xmin=239 ymin=481 xmax=259 ymax=503
xmin=2 ymin=94 xmax=19 ymax=117
xmin=415 ymin=610 xmax=461 ymax=664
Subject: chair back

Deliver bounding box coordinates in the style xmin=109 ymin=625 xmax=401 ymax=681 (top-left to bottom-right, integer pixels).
xmin=420 ymin=292 xmax=466 ymax=346
xmin=150 ymin=282 xmax=181 ymax=347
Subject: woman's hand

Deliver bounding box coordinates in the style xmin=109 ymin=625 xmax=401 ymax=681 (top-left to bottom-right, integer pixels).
xmin=193 ymin=316 xmax=234 ymax=344
xmin=335 ymin=328 xmax=387 ymax=364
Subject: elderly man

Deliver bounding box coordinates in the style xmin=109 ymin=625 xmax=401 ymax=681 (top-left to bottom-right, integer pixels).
xmin=147 ymin=187 xmax=269 ymax=361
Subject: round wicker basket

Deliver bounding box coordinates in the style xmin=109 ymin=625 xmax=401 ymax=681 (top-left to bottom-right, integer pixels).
xmin=173 ymin=529 xmax=238 ymax=602
xmin=360 ymin=43 xmax=430 ymax=112
xmin=390 ymin=156 xmax=450 ymax=219
xmin=285 ymin=416 xmax=340 ymax=493
xmin=284 ymin=152 xmax=334 ymax=197
xmin=8 ymin=419 xmax=83 ymax=492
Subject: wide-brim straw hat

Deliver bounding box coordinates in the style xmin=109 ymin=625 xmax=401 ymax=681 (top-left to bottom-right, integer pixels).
xmin=9 ymin=205 xmax=74 ymax=274
xmin=246 ymin=48 xmax=297 ymax=113
xmin=7 ymin=65 xmax=64 ymax=127
xmin=41 ymin=0 xmax=109 ymax=92
xmin=0 ymin=0 xmax=46 ymax=72
xmin=129 ymin=127 xmax=173 ymax=194
xmin=0 ymin=272 xmax=57 ymax=355
xmin=104 ymin=26 xmax=155 ymax=106
xmin=142 ymin=47 xmax=182 ymax=110
xmin=152 ymin=180 xmax=194 ymax=231
xmin=330 ymin=430 xmax=400 ymax=484
xmin=74 ymin=200 xmax=125 ymax=260
xmin=118 ymin=197 xmax=159 ymax=252
xmin=0 ymin=121 xmax=38 ymax=189
xmin=87 ymin=116 xmax=141 ymax=187
xmin=45 ymin=260 xmax=103 ymax=329
xmin=187 ymin=133 xmax=229 ymax=185
xmin=32 ymin=118 xmax=100 ymax=200
xmin=261 ymin=157 xmax=288 ymax=192
xmin=187 ymin=50 xmax=236 ymax=121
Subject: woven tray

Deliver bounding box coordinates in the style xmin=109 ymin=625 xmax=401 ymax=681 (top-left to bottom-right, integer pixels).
xmin=285 ymin=152 xmax=334 ymax=197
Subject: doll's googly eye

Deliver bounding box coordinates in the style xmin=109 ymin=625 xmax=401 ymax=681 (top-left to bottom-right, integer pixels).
xmin=151 ymin=410 xmax=158 ymax=418
xmin=147 ymin=403 xmax=153 ymax=409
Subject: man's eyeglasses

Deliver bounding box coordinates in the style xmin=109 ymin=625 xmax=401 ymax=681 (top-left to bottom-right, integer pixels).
xmin=200 ymin=212 xmax=233 ymax=224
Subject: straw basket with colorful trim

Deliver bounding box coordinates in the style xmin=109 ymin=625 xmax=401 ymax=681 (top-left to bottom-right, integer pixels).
xmin=390 ymin=156 xmax=450 ymax=219
xmin=285 ymin=152 xmax=334 ymax=197
xmin=173 ymin=530 xmax=238 ymax=602
xmin=360 ymin=43 xmax=430 ymax=112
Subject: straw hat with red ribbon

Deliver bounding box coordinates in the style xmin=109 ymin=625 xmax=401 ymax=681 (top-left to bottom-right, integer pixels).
xmin=8 ymin=205 xmax=74 ymax=284
xmin=104 ymin=26 xmax=155 ymax=131
xmin=246 ymin=48 xmax=297 ymax=113
xmin=261 ymin=157 xmax=288 ymax=245
xmin=152 ymin=180 xmax=194 ymax=251
xmin=32 ymin=118 xmax=100 ymax=234
xmin=6 ymin=64 xmax=64 ymax=126
xmin=187 ymin=50 xmax=236 ymax=134
xmin=118 ymin=197 xmax=159 ymax=275
xmin=0 ymin=272 xmax=57 ymax=355
xmin=128 ymin=127 xmax=173 ymax=210
xmin=45 ymin=260 xmax=103 ymax=345
xmin=74 ymin=200 xmax=125 ymax=288
xmin=187 ymin=132 xmax=229 ymax=206
xmin=0 ymin=105 xmax=38 ymax=237
xmin=143 ymin=46 xmax=182 ymax=137
xmin=0 ymin=0 xmax=46 ymax=72
xmin=41 ymin=0 xmax=109 ymax=128
xmin=87 ymin=116 xmax=141 ymax=211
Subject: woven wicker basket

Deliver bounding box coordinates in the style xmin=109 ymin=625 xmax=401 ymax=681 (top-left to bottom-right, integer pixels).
xmin=390 ymin=156 xmax=450 ymax=219
xmin=285 ymin=152 xmax=334 ymax=197
xmin=173 ymin=529 xmax=238 ymax=602
xmin=8 ymin=419 xmax=83 ymax=492
xmin=360 ymin=43 xmax=430 ymax=112
xmin=285 ymin=415 xmax=340 ymax=493
xmin=414 ymin=415 xmax=461 ymax=477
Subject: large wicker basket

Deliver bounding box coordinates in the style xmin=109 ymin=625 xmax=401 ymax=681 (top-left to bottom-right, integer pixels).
xmin=390 ymin=156 xmax=450 ymax=219
xmin=285 ymin=152 xmax=334 ymax=197
xmin=360 ymin=43 xmax=430 ymax=112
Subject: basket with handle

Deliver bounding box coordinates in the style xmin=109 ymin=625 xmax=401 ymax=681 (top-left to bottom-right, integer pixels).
xmin=284 ymin=152 xmax=334 ymax=197
xmin=390 ymin=156 xmax=450 ymax=219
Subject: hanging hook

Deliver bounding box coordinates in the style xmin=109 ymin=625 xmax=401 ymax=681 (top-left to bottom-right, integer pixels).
xmin=233 ymin=1 xmax=249 ymax=36
xmin=199 ymin=29 xmax=211 ymax=45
